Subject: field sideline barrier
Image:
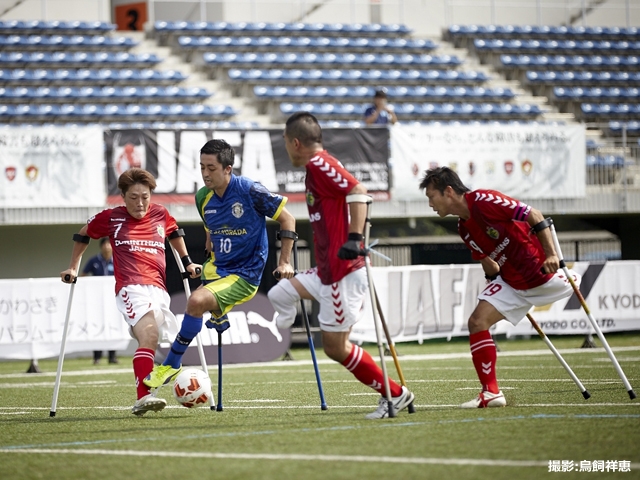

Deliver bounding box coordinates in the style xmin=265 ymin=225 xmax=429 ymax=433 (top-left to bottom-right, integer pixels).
xmin=2 ymin=261 xmax=639 ymax=359
xmin=350 ymin=260 xmax=640 ymax=344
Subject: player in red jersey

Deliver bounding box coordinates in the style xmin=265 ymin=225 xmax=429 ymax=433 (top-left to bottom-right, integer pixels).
xmin=268 ymin=112 xmax=414 ymax=419
xmin=61 ymin=168 xmax=201 ymax=416
xmin=420 ymin=166 xmax=580 ymax=408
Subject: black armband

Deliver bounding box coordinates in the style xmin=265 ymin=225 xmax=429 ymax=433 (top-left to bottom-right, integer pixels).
xmin=72 ymin=233 xmax=90 ymax=244
xmin=181 ymin=255 xmax=193 ymax=268
xmin=485 ymin=272 xmax=500 ymax=281
xmin=348 ymin=232 xmax=363 ymax=242
xmin=168 ymin=228 xmax=185 ymax=239
xmin=276 ymin=230 xmax=298 ymax=241
xmin=531 ymin=217 xmax=553 ymax=234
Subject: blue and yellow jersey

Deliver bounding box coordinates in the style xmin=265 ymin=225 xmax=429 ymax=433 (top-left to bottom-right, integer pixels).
xmin=195 ymin=174 xmax=287 ymax=286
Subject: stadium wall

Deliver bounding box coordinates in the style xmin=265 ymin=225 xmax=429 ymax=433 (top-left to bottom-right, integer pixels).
xmin=0 ymin=0 xmax=636 ymax=36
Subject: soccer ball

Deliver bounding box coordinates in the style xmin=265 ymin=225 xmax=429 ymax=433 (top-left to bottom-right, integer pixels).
xmin=172 ymin=368 xmax=212 ymax=408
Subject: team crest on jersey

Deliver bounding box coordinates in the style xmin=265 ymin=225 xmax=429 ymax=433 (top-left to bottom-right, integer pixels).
xmin=486 ymin=227 xmax=499 ymax=239
xmin=306 ymin=191 xmax=315 ymax=207
xmin=522 ymin=159 xmax=533 ymax=176
xmin=232 ymin=202 xmax=244 ymax=218
xmin=157 ymin=226 xmax=165 ymax=238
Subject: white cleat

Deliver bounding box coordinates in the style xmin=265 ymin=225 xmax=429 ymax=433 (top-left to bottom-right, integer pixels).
xmin=365 ymin=386 xmax=415 ymax=419
xmin=132 ymin=394 xmax=167 ymax=416
xmin=460 ymin=390 xmax=506 ymax=409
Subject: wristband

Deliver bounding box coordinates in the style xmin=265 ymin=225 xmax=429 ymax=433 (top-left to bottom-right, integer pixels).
xmin=348 ymin=233 xmax=363 ymax=242
xmin=531 ymin=217 xmax=553 ymax=234
xmin=181 ymin=255 xmax=193 ymax=268
xmin=485 ymin=272 xmax=499 ymax=281
xmin=72 ymin=233 xmax=90 ymax=244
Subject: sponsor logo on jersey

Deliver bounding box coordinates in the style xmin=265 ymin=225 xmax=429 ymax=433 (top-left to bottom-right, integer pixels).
xmin=204 ymin=209 xmax=217 ymax=214
xmin=486 ymin=227 xmax=499 ymax=239
xmin=489 ymin=237 xmax=510 ymax=261
xmin=212 ymin=227 xmax=247 ymax=236
xmin=306 ymin=191 xmax=315 ymax=206
xmin=157 ymin=226 xmax=164 ymax=238
xmin=231 ymin=202 xmax=244 ymax=219
xmin=111 ymin=218 xmax=126 ymax=221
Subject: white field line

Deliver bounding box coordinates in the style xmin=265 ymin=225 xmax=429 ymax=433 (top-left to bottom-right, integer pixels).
xmin=4 ymin=448 xmax=638 ymax=469
xmin=1 ymin=346 xmax=638 ymax=379
xmin=1 ymin=402 xmax=639 ymax=413
xmin=0 ymin=377 xmax=636 ymax=389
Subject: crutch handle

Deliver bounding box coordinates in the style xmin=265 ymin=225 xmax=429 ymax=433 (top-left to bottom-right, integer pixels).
xmin=274 ymin=271 xmax=281 ymax=279
xmin=64 ymin=274 xmax=71 ymax=282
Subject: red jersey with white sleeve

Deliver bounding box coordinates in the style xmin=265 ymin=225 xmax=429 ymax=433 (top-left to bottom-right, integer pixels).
xmin=458 ymin=189 xmax=553 ymax=290
xmin=86 ymin=204 xmax=179 ymax=294
xmin=305 ymin=150 xmax=365 ymax=285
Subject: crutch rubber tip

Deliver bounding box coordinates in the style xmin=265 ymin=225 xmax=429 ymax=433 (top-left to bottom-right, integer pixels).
xmin=215 ymin=405 xmax=222 ymax=411
xmin=582 ymin=390 xmax=591 ymax=400
xmin=49 ymin=411 xmax=56 ymax=417
xmin=629 ymin=390 xmax=637 ymax=400
xmin=321 ymin=404 xmax=328 ymax=411
xmin=408 ymin=402 xmax=416 ymax=414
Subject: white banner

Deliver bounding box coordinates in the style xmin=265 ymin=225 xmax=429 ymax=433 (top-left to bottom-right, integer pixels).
xmin=0 ymin=277 xmax=130 ymax=360
xmin=390 ymin=123 xmax=586 ymax=200
xmin=0 ymin=126 xmax=106 ymax=207
xmin=349 ymin=261 xmax=640 ymax=344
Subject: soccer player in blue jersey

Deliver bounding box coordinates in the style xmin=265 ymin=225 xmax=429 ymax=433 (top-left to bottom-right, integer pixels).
xmin=145 ymin=139 xmax=296 ymax=387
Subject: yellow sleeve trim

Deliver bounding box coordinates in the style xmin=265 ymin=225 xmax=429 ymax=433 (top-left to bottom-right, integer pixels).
xmin=271 ymin=196 xmax=288 ymax=221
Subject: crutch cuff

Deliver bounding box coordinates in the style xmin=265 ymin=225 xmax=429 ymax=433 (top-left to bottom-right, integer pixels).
xmin=168 ymin=228 xmax=185 ymax=239
xmin=72 ymin=233 xmax=90 ymax=244
xmin=348 ymin=232 xmax=363 ymax=242
xmin=346 ymin=194 xmax=372 ymax=204
xmin=531 ymin=217 xmax=553 ymax=234
xmin=276 ymin=230 xmax=298 ymax=241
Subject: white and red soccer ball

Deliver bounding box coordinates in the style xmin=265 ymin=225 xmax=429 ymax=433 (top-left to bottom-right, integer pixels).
xmin=172 ymin=368 xmax=212 ymax=408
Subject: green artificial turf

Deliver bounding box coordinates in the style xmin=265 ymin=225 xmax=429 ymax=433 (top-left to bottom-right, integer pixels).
xmin=1 ymin=334 xmax=639 ymax=480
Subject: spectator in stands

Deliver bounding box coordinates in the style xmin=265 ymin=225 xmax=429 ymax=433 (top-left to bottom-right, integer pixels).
xmin=364 ymin=89 xmax=397 ymax=125
xmin=81 ymin=237 xmax=118 ymax=365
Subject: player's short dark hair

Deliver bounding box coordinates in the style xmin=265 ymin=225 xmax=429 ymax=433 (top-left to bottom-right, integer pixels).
xmin=285 ymin=112 xmax=323 ymax=147
xmin=374 ymin=89 xmax=387 ymax=99
xmin=419 ymin=167 xmax=470 ymax=195
xmin=99 ymin=237 xmax=109 ymax=246
xmin=200 ymin=139 xmax=235 ymax=169
xmin=118 ymin=168 xmax=156 ymax=195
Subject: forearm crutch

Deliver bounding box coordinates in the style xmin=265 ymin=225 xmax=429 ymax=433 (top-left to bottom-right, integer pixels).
xmin=526 ymin=313 xmax=590 ymax=399
xmin=354 ymin=194 xmax=395 ymax=417
xmin=169 ymin=244 xmax=216 ymax=409
xmin=275 ymin=231 xmax=327 ymax=410
xmin=372 ymin=288 xmax=416 ymax=413
xmin=50 ymin=264 xmax=81 ymax=417
xmin=548 ymin=219 xmax=636 ymax=400
xmin=216 ymin=330 xmax=223 ymax=411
